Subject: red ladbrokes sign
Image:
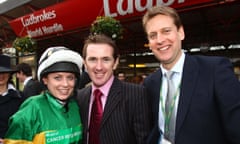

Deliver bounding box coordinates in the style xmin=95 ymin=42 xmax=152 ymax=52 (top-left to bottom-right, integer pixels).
xmin=9 ymin=0 xmax=215 ymax=38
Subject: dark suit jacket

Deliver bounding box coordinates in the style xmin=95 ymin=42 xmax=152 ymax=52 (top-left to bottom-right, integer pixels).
xmin=23 ymin=79 xmax=44 ymax=99
xmin=143 ymin=54 xmax=240 ymax=144
xmin=0 ymin=89 xmax=23 ymax=138
xmin=76 ymin=78 xmax=152 ymax=144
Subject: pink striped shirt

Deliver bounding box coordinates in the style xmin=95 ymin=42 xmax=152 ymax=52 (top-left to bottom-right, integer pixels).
xmin=88 ymin=75 xmax=114 ymax=125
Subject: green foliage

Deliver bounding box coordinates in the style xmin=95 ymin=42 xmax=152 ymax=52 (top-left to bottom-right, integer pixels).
xmin=90 ymin=16 xmax=123 ymax=40
xmin=13 ymin=36 xmax=37 ymax=53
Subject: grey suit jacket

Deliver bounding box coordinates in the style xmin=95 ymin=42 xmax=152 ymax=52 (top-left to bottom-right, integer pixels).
xmin=76 ymin=78 xmax=152 ymax=144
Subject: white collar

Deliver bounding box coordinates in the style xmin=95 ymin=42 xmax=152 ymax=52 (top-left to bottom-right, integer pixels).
xmin=161 ymin=51 xmax=185 ymax=75
xmin=1 ymin=83 xmax=16 ymax=96
xmin=24 ymin=76 xmax=33 ymax=86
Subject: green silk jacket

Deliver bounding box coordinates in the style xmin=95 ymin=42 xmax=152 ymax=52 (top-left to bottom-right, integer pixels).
xmin=4 ymin=91 xmax=82 ymax=144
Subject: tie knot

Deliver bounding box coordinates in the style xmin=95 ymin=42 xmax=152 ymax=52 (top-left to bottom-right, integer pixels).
xmin=94 ymin=89 xmax=102 ymax=99
xmin=165 ymin=71 xmax=174 ymax=80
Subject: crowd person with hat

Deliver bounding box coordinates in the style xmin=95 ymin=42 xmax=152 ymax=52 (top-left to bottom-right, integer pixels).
xmin=16 ymin=62 xmax=44 ymax=99
xmin=0 ymin=54 xmax=23 ymax=143
xmin=4 ymin=46 xmax=83 ymax=144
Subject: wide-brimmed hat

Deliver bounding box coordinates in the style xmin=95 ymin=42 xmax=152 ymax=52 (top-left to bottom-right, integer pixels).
xmin=0 ymin=54 xmax=16 ymax=73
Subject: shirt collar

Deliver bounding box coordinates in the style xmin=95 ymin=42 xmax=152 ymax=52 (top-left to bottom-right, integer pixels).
xmin=92 ymin=75 xmax=114 ymax=97
xmin=2 ymin=83 xmax=16 ymax=96
xmin=24 ymin=76 xmax=33 ymax=86
xmin=161 ymin=51 xmax=185 ymax=75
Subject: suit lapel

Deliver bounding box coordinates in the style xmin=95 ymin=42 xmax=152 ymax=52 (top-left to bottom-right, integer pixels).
xmin=101 ymin=78 xmax=122 ymax=128
xmin=80 ymin=87 xmax=92 ymax=136
xmin=150 ymin=69 xmax=162 ymax=118
xmin=175 ymin=55 xmax=199 ymax=137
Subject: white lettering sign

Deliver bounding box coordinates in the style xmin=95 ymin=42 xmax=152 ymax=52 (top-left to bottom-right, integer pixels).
xmin=27 ymin=23 xmax=64 ymax=37
xmin=104 ymin=0 xmax=185 ymax=17
xmin=21 ymin=10 xmax=56 ymax=27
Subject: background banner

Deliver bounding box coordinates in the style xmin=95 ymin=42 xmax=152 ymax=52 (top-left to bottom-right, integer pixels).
xmin=9 ymin=0 xmax=215 ymax=38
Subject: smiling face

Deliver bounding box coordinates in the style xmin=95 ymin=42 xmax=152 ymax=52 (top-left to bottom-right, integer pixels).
xmin=146 ymin=14 xmax=185 ymax=70
xmin=42 ymin=72 xmax=76 ymax=101
xmin=84 ymin=43 xmax=118 ymax=87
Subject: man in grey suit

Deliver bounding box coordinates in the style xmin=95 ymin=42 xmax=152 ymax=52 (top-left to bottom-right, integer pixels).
xmin=76 ymin=34 xmax=152 ymax=144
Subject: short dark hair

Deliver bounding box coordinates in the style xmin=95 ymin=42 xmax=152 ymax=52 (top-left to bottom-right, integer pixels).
xmin=82 ymin=34 xmax=119 ymax=60
xmin=117 ymin=71 xmax=125 ymax=76
xmin=16 ymin=63 xmax=32 ymax=76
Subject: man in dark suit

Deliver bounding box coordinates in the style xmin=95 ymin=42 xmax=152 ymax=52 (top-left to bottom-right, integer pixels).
xmin=16 ymin=63 xmax=44 ymax=99
xmin=76 ymin=34 xmax=152 ymax=144
xmin=142 ymin=6 xmax=240 ymax=144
